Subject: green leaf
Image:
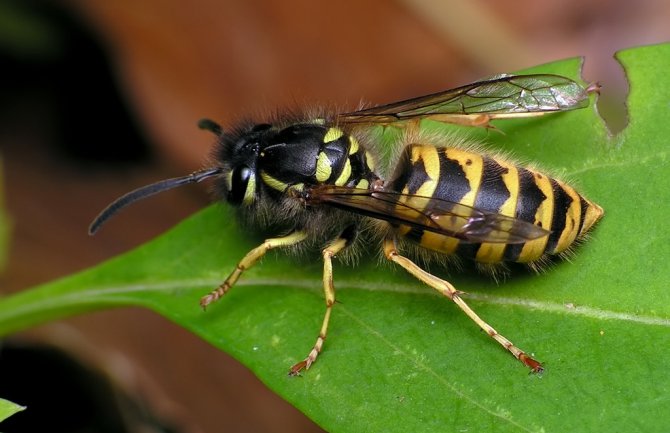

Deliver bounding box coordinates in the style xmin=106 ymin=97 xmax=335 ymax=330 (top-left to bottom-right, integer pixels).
xmin=1 ymin=43 xmax=669 ymax=432
xmin=0 ymin=398 xmax=25 ymax=423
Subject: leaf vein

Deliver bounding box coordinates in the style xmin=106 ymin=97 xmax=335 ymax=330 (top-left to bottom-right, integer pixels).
xmin=99 ymin=279 xmax=670 ymax=327
xmin=336 ymin=305 xmax=542 ymax=433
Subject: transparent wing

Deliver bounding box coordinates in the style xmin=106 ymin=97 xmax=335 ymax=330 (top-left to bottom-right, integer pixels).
xmin=337 ymin=74 xmax=592 ymax=125
xmin=308 ymin=185 xmax=549 ymax=244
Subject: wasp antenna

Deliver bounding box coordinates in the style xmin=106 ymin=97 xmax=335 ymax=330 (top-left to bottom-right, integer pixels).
xmin=89 ymin=167 xmax=223 ymax=235
xmin=198 ymin=118 xmax=223 ymax=136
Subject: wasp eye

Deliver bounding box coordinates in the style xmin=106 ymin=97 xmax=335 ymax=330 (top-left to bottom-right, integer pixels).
xmin=228 ymin=166 xmax=256 ymax=205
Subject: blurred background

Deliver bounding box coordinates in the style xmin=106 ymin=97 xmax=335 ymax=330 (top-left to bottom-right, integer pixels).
xmin=1 ymin=0 xmax=668 ymax=431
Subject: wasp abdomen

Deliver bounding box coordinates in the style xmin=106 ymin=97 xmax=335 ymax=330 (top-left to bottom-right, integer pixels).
xmin=389 ymin=144 xmax=603 ymax=265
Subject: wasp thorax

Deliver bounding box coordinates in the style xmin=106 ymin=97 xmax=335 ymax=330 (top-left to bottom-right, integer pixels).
xmin=220 ymin=122 xmax=378 ymax=207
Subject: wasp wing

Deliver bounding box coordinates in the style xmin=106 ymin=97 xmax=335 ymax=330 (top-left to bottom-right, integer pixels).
xmin=309 ymin=186 xmax=549 ymax=244
xmin=337 ymin=74 xmax=592 ymax=125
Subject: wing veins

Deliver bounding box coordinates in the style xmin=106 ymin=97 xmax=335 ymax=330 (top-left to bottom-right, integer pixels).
xmin=336 ymin=73 xmax=590 ymax=125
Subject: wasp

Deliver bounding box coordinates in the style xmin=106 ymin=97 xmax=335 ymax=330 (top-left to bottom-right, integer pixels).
xmin=90 ymin=74 xmax=603 ymax=375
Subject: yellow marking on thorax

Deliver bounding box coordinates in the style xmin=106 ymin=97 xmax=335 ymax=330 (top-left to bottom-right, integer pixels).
xmin=291 ymin=182 xmax=305 ymax=192
xmin=260 ymin=171 xmax=289 ymax=192
xmin=334 ymin=158 xmax=352 ymax=186
xmin=324 ymin=127 xmax=344 ymax=143
xmin=315 ymin=152 xmax=333 ymax=182
xmin=517 ymin=170 xmax=553 ymax=262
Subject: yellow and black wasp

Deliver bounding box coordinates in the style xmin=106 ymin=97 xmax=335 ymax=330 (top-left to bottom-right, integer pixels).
xmin=90 ymin=73 xmax=603 ymax=374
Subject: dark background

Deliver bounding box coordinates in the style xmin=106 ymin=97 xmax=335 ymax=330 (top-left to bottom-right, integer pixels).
xmin=2 ymin=0 xmax=668 ymax=431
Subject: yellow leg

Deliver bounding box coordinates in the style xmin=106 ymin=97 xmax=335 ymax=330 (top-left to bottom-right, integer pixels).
xmin=200 ymin=231 xmax=308 ymax=308
xmin=383 ymin=236 xmax=543 ymax=373
xmin=289 ymin=236 xmax=349 ymax=375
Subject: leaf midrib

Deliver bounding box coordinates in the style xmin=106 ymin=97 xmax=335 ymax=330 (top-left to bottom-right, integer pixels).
xmin=6 ymin=277 xmax=666 ymax=326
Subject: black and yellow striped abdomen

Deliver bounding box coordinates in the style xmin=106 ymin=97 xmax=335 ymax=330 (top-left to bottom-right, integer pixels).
xmin=388 ymin=144 xmax=603 ymax=264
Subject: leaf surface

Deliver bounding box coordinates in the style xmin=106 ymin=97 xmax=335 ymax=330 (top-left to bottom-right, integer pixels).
xmin=1 ymin=44 xmax=669 ymax=432
xmin=0 ymin=398 xmax=25 ymax=423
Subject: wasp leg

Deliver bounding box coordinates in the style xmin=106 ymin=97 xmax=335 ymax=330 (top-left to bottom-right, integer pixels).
xmin=289 ymin=232 xmax=352 ymax=376
xmin=200 ymin=231 xmax=308 ymax=308
xmin=382 ymin=236 xmax=544 ymax=373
